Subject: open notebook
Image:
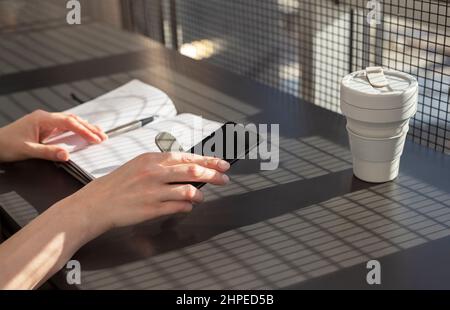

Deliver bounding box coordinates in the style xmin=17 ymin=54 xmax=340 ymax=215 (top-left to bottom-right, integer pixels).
xmin=48 ymin=80 xmax=223 ymax=183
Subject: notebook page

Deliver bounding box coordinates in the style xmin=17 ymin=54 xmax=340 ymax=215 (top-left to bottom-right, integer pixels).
xmin=46 ymin=79 xmax=177 ymax=152
xmin=69 ymin=113 xmax=222 ymax=179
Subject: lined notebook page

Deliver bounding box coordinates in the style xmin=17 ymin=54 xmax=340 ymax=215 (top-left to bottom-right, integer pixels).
xmin=47 ymin=80 xmax=177 ymax=152
xmin=70 ymin=114 xmax=222 ymax=179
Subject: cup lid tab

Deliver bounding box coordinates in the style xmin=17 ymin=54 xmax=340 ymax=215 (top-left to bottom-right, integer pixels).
xmin=366 ymin=66 xmax=389 ymax=88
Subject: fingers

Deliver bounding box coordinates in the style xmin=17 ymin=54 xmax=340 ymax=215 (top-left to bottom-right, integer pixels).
xmin=47 ymin=113 xmax=106 ymax=144
xmin=26 ymin=142 xmax=69 ymax=162
xmin=160 ymin=184 xmax=204 ymax=203
xmin=72 ymin=115 xmax=108 ymax=141
xmin=163 ymin=152 xmax=231 ymax=172
xmin=164 ymin=164 xmax=230 ymax=185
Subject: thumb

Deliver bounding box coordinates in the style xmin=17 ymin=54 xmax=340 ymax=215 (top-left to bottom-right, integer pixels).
xmin=27 ymin=143 xmax=69 ymax=162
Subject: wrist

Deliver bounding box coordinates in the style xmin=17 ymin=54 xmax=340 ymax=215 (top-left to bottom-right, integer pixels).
xmin=54 ymin=187 xmax=111 ymax=244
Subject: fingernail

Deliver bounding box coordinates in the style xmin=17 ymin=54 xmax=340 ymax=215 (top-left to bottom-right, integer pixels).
xmin=57 ymin=151 xmax=68 ymax=161
xmin=218 ymin=160 xmax=230 ymax=171
xmin=222 ymin=174 xmax=230 ymax=183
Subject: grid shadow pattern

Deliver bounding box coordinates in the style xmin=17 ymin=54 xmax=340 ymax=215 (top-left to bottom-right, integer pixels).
xmin=78 ymin=174 xmax=450 ymax=289
xmin=203 ymin=135 xmax=352 ymax=201
xmin=1 ymin=141 xmax=448 ymax=289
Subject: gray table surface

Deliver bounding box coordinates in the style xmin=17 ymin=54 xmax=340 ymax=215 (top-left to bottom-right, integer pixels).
xmin=1 ymin=22 xmax=450 ymax=290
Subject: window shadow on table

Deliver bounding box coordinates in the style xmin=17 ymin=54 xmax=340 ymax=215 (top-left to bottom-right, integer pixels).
xmin=73 ymin=172 xmax=450 ymax=289
xmin=1 ymin=64 xmax=449 ymax=288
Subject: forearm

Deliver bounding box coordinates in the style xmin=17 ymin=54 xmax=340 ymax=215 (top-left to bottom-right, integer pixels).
xmin=0 ymin=193 xmax=101 ymax=289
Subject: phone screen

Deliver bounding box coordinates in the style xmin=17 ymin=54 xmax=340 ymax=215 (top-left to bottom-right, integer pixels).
xmin=186 ymin=122 xmax=261 ymax=188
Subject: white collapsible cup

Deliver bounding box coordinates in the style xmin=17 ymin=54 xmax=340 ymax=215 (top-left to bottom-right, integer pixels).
xmin=340 ymin=67 xmax=418 ymax=182
xmin=347 ymin=125 xmax=408 ymax=182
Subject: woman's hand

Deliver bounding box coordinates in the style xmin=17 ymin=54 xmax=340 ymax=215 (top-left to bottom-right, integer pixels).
xmin=0 ymin=146 xmax=230 ymax=289
xmin=67 ymin=152 xmax=231 ymax=236
xmin=0 ymin=109 xmax=107 ymax=162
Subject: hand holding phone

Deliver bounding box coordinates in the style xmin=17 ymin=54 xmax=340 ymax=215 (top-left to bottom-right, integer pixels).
xmin=155 ymin=122 xmax=261 ymax=188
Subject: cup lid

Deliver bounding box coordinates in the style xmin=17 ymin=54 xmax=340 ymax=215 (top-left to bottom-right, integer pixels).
xmin=340 ymin=67 xmax=418 ymax=110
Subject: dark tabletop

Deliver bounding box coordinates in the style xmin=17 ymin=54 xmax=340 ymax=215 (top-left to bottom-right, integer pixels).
xmin=1 ymin=26 xmax=450 ymax=290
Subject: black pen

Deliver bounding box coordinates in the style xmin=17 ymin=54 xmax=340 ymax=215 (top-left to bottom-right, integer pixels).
xmin=105 ymin=116 xmax=159 ymax=138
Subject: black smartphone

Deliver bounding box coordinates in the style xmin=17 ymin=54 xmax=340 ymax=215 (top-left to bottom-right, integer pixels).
xmin=155 ymin=121 xmax=262 ymax=188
